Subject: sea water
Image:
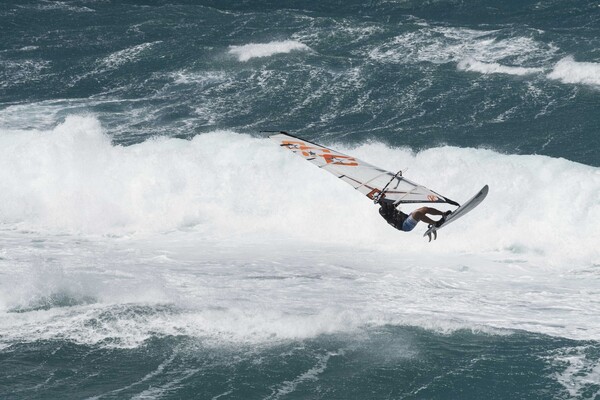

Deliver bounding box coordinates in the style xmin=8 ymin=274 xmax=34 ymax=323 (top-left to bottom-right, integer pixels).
xmin=1 ymin=1 xmax=599 ymax=399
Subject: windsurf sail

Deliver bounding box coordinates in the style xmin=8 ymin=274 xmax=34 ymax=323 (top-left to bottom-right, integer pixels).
xmin=270 ymin=132 xmax=459 ymax=206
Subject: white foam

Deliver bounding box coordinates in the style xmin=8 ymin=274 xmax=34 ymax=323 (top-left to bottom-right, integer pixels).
xmin=228 ymin=40 xmax=310 ymax=62
xmin=0 ymin=115 xmax=598 ymax=266
xmin=18 ymin=46 xmax=39 ymax=51
xmin=369 ymin=27 xmax=555 ymax=68
xmin=1 ymin=117 xmax=600 ymax=348
xmin=168 ymin=70 xmax=228 ymax=86
xmin=1 ymin=234 xmax=599 ymax=348
xmin=267 ymin=351 xmax=338 ymax=399
xmin=0 ymin=298 xmax=364 ymax=348
xmin=548 ymin=346 xmax=600 ymax=399
xmin=0 ymin=58 xmax=50 ymax=89
xmin=457 ymin=58 xmax=543 ymax=76
xmin=547 ymin=56 xmax=600 ymax=87
xmin=29 ymin=1 xmax=94 ymax=12
xmin=100 ymin=42 xmax=160 ymax=70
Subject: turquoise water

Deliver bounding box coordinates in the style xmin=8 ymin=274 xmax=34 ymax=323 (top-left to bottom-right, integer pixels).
xmin=4 ymin=327 xmax=597 ymax=399
xmin=1 ymin=1 xmax=600 ymax=399
xmin=2 ymin=0 xmax=600 ymax=164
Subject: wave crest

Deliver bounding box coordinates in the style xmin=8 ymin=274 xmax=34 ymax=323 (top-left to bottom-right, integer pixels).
xmin=0 ymin=116 xmax=598 ymax=265
xmin=228 ymin=40 xmax=310 ymax=61
xmin=547 ymin=56 xmax=600 ymax=87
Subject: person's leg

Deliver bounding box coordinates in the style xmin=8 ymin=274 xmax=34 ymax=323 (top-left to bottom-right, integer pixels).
xmin=422 ymin=207 xmax=445 ymax=216
xmin=410 ymin=207 xmax=443 ymax=224
xmin=410 ymin=207 xmax=445 ymax=225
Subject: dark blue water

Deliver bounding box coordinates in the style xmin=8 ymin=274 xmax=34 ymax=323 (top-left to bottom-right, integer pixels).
xmin=1 ymin=1 xmax=600 ymax=399
xmin=2 ymin=327 xmax=598 ymax=400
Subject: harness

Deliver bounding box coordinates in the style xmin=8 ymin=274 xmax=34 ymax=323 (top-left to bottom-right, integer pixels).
xmin=378 ymin=202 xmax=408 ymax=231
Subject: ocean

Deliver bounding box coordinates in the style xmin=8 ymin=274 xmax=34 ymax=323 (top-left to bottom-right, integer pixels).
xmin=1 ymin=1 xmax=599 ymax=399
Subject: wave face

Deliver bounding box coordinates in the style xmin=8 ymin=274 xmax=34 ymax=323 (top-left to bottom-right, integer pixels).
xmin=1 ymin=1 xmax=600 ymax=399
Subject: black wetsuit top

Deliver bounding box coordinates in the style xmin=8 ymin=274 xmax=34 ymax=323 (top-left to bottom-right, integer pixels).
xmin=378 ymin=201 xmax=408 ymax=231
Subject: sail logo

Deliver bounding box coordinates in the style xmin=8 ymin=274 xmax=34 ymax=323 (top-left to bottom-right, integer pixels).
xmin=367 ymin=188 xmax=382 ymax=200
xmin=281 ymin=140 xmax=358 ymax=166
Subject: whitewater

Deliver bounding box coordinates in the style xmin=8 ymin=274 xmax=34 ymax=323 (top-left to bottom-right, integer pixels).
xmin=1 ymin=115 xmax=598 ymax=349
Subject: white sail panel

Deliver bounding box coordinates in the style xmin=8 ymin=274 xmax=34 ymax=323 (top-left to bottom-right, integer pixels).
xmin=270 ymin=132 xmax=457 ymax=205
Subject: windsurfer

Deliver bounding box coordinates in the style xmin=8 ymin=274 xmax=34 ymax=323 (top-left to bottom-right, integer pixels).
xmin=378 ymin=200 xmax=451 ymax=232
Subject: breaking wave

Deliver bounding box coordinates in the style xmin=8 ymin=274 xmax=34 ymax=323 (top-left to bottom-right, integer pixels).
xmin=228 ymin=40 xmax=311 ymax=61
xmin=547 ymin=56 xmax=600 ymax=87
xmin=0 ymin=115 xmax=598 ymax=266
